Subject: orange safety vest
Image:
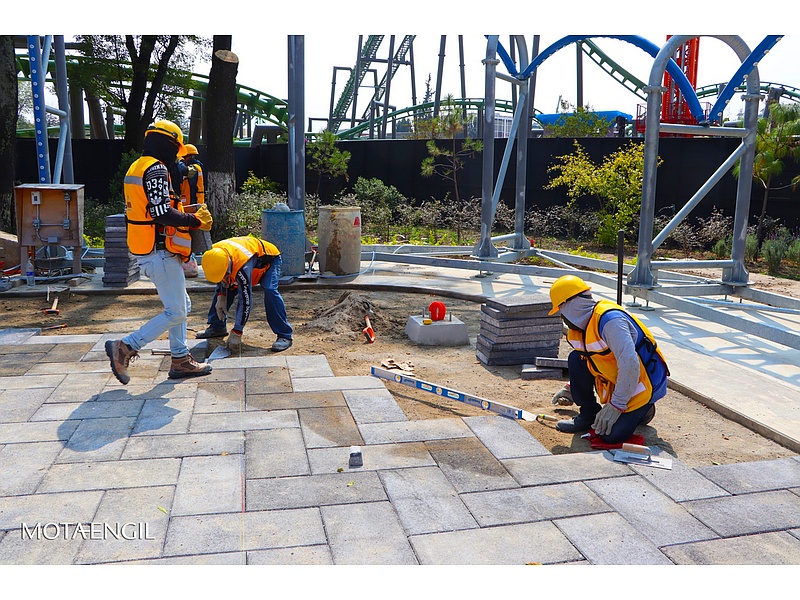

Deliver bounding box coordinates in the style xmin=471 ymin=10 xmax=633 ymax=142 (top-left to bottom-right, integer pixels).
xmin=566 ymin=299 xmax=669 ymax=412
xmin=180 ymin=163 xmax=205 ymax=205
xmin=211 ymin=236 xmax=280 ymax=288
xmin=124 ymin=156 xmax=193 ymax=260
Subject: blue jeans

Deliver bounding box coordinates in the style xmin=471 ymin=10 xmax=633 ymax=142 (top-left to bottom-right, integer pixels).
xmin=568 ymin=350 xmax=654 ymax=444
xmin=206 ymin=255 xmax=292 ymax=339
xmin=123 ymin=250 xmax=192 ymax=358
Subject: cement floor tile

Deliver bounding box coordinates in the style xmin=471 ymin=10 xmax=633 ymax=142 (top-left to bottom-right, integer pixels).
xmin=0 ymin=441 xmax=64 ymax=496
xmin=190 ymin=409 xmax=299 ymax=434
xmin=246 ymin=471 xmax=386 ymax=511
xmin=31 ymin=399 xmax=144 ymax=421
xmin=247 ymin=545 xmax=333 ymax=565
xmin=202 ymin=356 xmax=286 ymax=370
xmin=41 ymin=343 xmax=95 ymax=363
xmin=185 ymin=367 xmax=246 ymax=382
xmin=292 ymin=375 xmax=385 ymax=393
xmin=55 ymin=416 xmax=138 ymax=463
xmin=246 ymin=390 xmax=345 ymax=411
xmin=0 ymin=343 xmax=52 ymax=355
xmin=502 ymin=451 xmax=631 ymax=486
xmin=629 ymin=458 xmax=731 ymax=502
xmin=0 ymin=387 xmax=53 ymax=422
xmin=0 ymin=352 xmax=48 ymax=376
xmin=661 ymin=531 xmax=800 ymax=565
xmin=358 ymin=418 xmax=474 ymax=445
xmin=245 ymin=428 xmax=310 ymax=479
xmin=299 ymin=406 xmax=364 ymax=448
xmin=0 ymin=418 xmax=79 ymax=444
xmin=379 ymin=466 xmax=478 ymax=535
xmin=194 ymin=381 xmax=245 ymax=413
xmin=460 ymin=481 xmax=611 ymax=527
xmin=37 ymin=458 xmax=181 ymax=493
xmin=121 ymin=431 xmax=244 ymax=460
xmin=555 ymin=512 xmax=673 ymax=565
xmin=95 ymin=381 xmax=199 ymax=401
xmin=342 ymin=388 xmax=407 ymax=424
xmin=683 ymin=490 xmax=800 ymax=537
xmin=462 ymin=415 xmax=550 ymax=459
xmin=425 ymin=437 xmax=519 ymax=493
xmin=320 ymin=502 xmax=418 ymax=565
xmin=0 ymin=373 xmax=65 ymax=390
xmin=410 ymin=521 xmax=581 ymax=565
xmin=173 ymin=454 xmax=243 ymax=516
xmin=245 ymin=365 xmax=292 ymax=395
xmin=162 ymin=508 xmax=325 ymax=556
xmin=308 ymin=442 xmax=436 ymax=474
xmin=695 ymin=457 xmax=800 ymax=494
xmin=0 ymin=490 xmax=104 ymax=531
xmin=44 ymin=372 xmax=113 ymax=403
xmin=25 ymin=360 xmax=114 ymax=376
xmin=132 ymin=397 xmax=193 ymax=436
xmin=286 ymin=354 xmax=334 ymax=378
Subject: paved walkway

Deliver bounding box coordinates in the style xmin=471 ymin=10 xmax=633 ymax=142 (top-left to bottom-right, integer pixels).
xmin=1 ymin=260 xmax=799 ymax=565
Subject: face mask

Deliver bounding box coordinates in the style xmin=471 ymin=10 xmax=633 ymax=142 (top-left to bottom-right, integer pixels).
xmin=562 ymin=315 xmax=583 ymax=331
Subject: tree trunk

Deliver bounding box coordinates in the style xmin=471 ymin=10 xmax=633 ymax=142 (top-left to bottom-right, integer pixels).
xmin=0 ymin=35 xmax=18 ymax=233
xmin=204 ymin=39 xmax=239 ymax=241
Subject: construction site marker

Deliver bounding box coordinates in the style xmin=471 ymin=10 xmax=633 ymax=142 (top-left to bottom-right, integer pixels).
xmin=370 ymin=366 xmax=536 ymax=421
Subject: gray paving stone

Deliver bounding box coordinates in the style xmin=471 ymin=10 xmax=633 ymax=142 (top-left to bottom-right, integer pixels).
xmin=31 ymin=399 xmax=144 ymax=421
xmin=96 ymin=381 xmax=199 ymax=401
xmin=462 ymin=415 xmax=550 ymax=459
xmin=0 ymin=374 xmax=65 ymax=390
xmin=358 ymin=418 xmax=474 ymax=445
xmin=503 ymin=451 xmax=632 ymax=486
xmin=683 ymin=490 xmax=800 ymax=537
xmin=790 ymin=528 xmax=800 ymax=542
xmin=662 ymin=531 xmax=800 ymax=565
xmin=246 ymin=390 xmax=345 ymax=411
xmin=320 ymin=502 xmax=418 ymax=565
xmin=26 ymin=361 xmax=114 ymax=376
xmin=299 ymin=407 xmax=363 ymax=448
xmin=56 ymin=416 xmax=138 ymax=463
xmin=245 ymin=366 xmax=292 ymax=395
xmin=185 ymin=367 xmax=245 ymax=383
xmin=194 ymin=381 xmax=245 ymax=413
xmin=173 ymin=454 xmax=243 ymax=516
xmin=121 ymin=431 xmax=244 ymax=460
xmin=247 ymin=545 xmax=333 ymax=565
xmin=628 ymin=457 xmax=730 ymax=502
xmin=0 ymin=441 xmax=64 ymax=495
xmin=125 ymin=552 xmax=245 ymax=565
xmin=0 ymin=387 xmax=53 ymax=422
xmin=286 ymin=354 xmax=334 ymax=378
xmin=132 ymin=397 xmax=193 ymax=436
xmin=74 ymin=485 xmax=174 ymax=564
xmin=555 ymin=512 xmax=673 ymax=565
xmin=425 ymin=437 xmax=519 ymax=493
xmin=292 ymin=375 xmax=385 ymax=393
xmin=44 ymin=372 xmax=112 ymax=403
xmin=26 ymin=333 xmax=101 ymax=346
xmin=41 ymin=343 xmax=95 ymax=363
xmin=695 ymin=457 xmax=800 ymax=494
xmin=0 ymin=490 xmax=104 ymax=531
xmin=379 ymin=466 xmax=478 ymax=535
xmin=205 ymin=356 xmax=286 ymax=370
xmin=410 ymin=521 xmax=581 ymax=565
xmin=0 ymin=419 xmax=79 ymax=444
xmin=342 ymin=388 xmax=408 ymax=424
xmin=163 ymin=508 xmax=325 ymax=556
xmin=0 ymin=529 xmax=83 ymax=565
xmin=246 ymin=472 xmax=386 ymax=511
xmin=38 ymin=458 xmax=181 ymax=493
xmin=189 ymin=409 xmax=298 ymax=433
xmin=0 ymin=328 xmax=40 ymax=344
xmin=246 ymin=428 xmax=310 ymax=479
xmin=460 ymin=481 xmax=611 ymax=527
xmin=586 ymin=475 xmax=718 ymax=546
xmin=308 ymin=442 xmax=436 ymax=474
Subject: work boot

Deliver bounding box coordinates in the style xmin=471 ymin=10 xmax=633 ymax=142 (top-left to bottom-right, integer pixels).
xmin=271 ymin=337 xmax=292 ymax=352
xmin=168 ymin=354 xmax=212 ymax=379
xmin=556 ymin=416 xmax=593 ymax=434
xmin=105 ymin=340 xmax=139 ymax=385
xmin=196 ymin=325 xmax=228 ymax=339
xmin=639 ymin=404 xmax=656 ymax=426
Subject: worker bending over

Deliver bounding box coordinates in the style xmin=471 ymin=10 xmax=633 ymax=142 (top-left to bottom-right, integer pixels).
xmin=198 ymin=236 xmax=293 ymax=352
xmin=548 ymin=275 xmax=669 ymax=444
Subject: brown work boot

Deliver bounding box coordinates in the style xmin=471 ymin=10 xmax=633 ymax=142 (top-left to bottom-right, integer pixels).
xmin=105 ymin=339 xmax=139 ymax=385
xmin=168 ymin=354 xmax=212 ymax=379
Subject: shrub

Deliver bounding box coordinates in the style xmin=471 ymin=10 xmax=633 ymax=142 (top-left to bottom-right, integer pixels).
xmin=696 ymin=207 xmax=733 ymax=249
xmin=352 ymin=178 xmax=406 ymax=242
xmin=712 ymin=236 xmax=732 ymax=259
xmin=745 ymin=234 xmax=759 ymax=262
xmin=787 ymin=238 xmax=800 ymax=263
xmin=761 ymin=238 xmax=788 ymax=274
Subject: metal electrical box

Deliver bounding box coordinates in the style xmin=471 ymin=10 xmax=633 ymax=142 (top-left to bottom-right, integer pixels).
xmin=15 ymin=183 xmax=85 ymax=276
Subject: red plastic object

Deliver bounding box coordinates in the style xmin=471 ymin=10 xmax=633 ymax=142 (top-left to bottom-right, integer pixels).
xmin=428 ymin=301 xmax=446 ymax=321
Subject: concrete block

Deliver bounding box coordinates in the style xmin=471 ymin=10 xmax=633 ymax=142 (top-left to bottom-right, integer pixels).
xmin=286 ymin=354 xmax=335 ymax=378
xmin=247 ymin=390 xmax=346 ymax=411
xmin=342 ymin=388 xmax=408 ymax=424
xmin=173 ymin=454 xmax=243 ymax=516
xmin=291 ymin=375 xmax=385 ymax=393
xmin=535 ymin=357 xmax=569 ymax=369
xmin=520 ymin=365 xmax=565 ymax=380
xmin=629 ymin=457 xmax=730 ymax=502
xmin=122 ymin=431 xmax=244 ymax=460
xmin=358 ymin=418 xmax=474 ymax=445
xmin=299 ymin=407 xmax=363 ymax=448
xmin=38 ymin=458 xmax=181 ymax=493
xmin=695 ymin=457 xmax=800 ymax=494
xmin=245 ymin=366 xmax=292 ymax=395
xmin=188 ymin=409 xmax=298 ymax=434
xmin=410 ymin=521 xmax=580 ymax=565
xmin=662 ymin=531 xmax=800 ymax=565
xmin=31 ymin=399 xmax=143 ymax=421
xmin=320 ymin=502 xmax=418 ymax=564
xmin=246 ymin=428 xmax=310 ymax=479
xmin=0 ymin=387 xmax=53 ymax=422
xmin=683 ymin=490 xmax=800 ymax=537
xmin=246 ymin=471 xmax=387 ymax=511
xmin=0 ymin=441 xmax=63 ymax=496
xmin=194 ymin=381 xmax=244 ymax=413
xmin=44 ymin=372 xmax=114 ymax=403
xmin=0 ymin=373 xmax=65 ymax=390
xmin=56 ymin=416 xmax=138 ymax=463
xmin=425 ymin=437 xmax=519 ymax=493
xmin=405 ymin=315 xmax=469 ymax=346
xmin=0 ymin=490 xmax=104 ymax=530
xmin=463 ymin=415 xmax=550 ymax=459
xmin=0 ymin=419 xmax=79 ymax=444
xmin=503 ymin=452 xmax=631 ymax=486
xmin=132 ymin=397 xmax=193 ymax=436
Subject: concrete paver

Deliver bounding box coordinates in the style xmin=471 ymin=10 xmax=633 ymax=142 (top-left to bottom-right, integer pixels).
xmin=661 ymin=531 xmax=800 ymax=565
xmin=682 ymin=490 xmax=800 ymax=537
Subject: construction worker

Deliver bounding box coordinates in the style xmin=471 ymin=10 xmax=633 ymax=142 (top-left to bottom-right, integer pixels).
xmin=197 ymin=236 xmax=293 ymax=352
xmin=105 ymin=119 xmax=215 ymax=384
xmin=179 ymin=144 xmax=204 ymax=205
xmin=547 ymin=274 xmax=669 ymax=444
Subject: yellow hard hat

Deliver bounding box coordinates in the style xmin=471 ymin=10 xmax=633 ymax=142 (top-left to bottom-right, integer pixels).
xmin=182 ymin=143 xmax=198 ymax=157
xmin=548 ymin=275 xmax=591 ymax=315
xmin=202 ymin=248 xmax=230 ymax=283
xmin=145 ymin=119 xmax=186 ymax=155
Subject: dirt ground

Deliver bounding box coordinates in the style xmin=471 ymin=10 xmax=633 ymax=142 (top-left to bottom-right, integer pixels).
xmin=2 ymin=273 xmax=799 ymax=468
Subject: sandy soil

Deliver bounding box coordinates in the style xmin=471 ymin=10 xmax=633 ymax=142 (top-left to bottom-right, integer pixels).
xmin=2 ymin=276 xmax=799 ymax=468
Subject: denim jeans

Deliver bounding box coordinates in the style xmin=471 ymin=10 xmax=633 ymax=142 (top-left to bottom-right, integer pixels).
xmin=123 ymin=250 xmax=192 ymax=358
xmin=206 ymin=254 xmax=292 ymax=339
xmin=568 ymin=350 xmax=654 ymax=444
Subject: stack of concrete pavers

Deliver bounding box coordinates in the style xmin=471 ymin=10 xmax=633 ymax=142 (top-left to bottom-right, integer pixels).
xmin=101 ymin=213 xmax=140 ymax=288
xmin=476 ymin=293 xmax=563 ymax=366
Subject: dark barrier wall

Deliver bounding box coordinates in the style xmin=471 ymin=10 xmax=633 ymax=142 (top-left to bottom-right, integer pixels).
xmin=15 ymin=137 xmax=800 ymax=229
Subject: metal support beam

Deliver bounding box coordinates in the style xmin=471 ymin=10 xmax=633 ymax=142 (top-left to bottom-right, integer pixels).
xmin=287 ymin=35 xmax=305 ymax=212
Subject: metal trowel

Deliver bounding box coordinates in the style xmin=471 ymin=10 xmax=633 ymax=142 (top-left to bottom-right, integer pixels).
xmin=612 ymin=443 xmax=673 ymax=470
xmin=207 ymin=345 xmax=232 ymax=362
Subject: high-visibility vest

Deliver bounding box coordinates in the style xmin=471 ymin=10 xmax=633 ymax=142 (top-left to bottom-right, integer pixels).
xmin=566 ymin=299 xmax=669 ymax=412
xmin=180 ymin=162 xmax=205 ymax=205
xmin=124 ymin=156 xmax=193 ymax=260
xmin=211 ymin=236 xmax=280 ymax=288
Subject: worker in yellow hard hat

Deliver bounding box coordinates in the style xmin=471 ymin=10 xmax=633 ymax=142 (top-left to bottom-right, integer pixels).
xmin=104 ymin=119 xmax=214 ymax=385
xmin=198 ymin=236 xmax=293 ymax=352
xmin=548 ymin=274 xmax=669 ymax=444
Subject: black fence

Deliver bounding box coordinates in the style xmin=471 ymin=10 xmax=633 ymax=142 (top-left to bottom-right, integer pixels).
xmin=15 ymin=137 xmax=800 ymax=229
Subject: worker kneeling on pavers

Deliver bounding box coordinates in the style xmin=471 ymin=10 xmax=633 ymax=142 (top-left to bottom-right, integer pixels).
xmin=548 ymin=275 xmax=669 ymax=444
xmin=198 ymin=236 xmax=293 ymax=352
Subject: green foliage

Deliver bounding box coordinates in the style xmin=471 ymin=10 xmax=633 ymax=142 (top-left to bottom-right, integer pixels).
xmin=109 ymin=149 xmax=141 ymax=203
xmin=306 ymin=130 xmax=351 ymax=198
xmin=745 ymin=234 xmax=760 ymax=262
xmin=352 ymin=177 xmax=406 ymax=242
xmin=83 ymin=196 xmax=124 ymax=242
xmin=712 ymin=236 xmax=732 ymax=259
xmin=241 ymin=171 xmax=281 ymax=195
xmin=761 ymin=238 xmax=788 ymax=274
xmin=542 ymin=102 xmax=613 ymax=138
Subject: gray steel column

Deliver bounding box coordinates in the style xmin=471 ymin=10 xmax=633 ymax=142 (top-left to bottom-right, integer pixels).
xmin=287 ymin=35 xmax=305 ymax=212
xmin=434 ymin=36 xmax=446 ymax=117
xmin=54 ymin=36 xmax=74 ymax=184
xmin=473 ymin=36 xmax=499 ymax=259
xmin=512 ymin=35 xmax=531 ymax=251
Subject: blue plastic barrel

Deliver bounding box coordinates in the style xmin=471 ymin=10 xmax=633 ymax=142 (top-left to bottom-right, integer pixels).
xmin=262 ymin=208 xmax=306 ymax=276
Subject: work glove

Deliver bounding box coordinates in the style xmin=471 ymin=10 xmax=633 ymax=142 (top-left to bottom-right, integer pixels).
xmin=593 ymin=403 xmax=623 ymax=436
xmin=194 ymin=204 xmax=213 ymax=231
xmin=215 ymin=291 xmax=228 ymax=322
xmin=551 ymin=385 xmax=573 ymax=406
xmin=227 ymin=330 xmax=242 ymax=350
